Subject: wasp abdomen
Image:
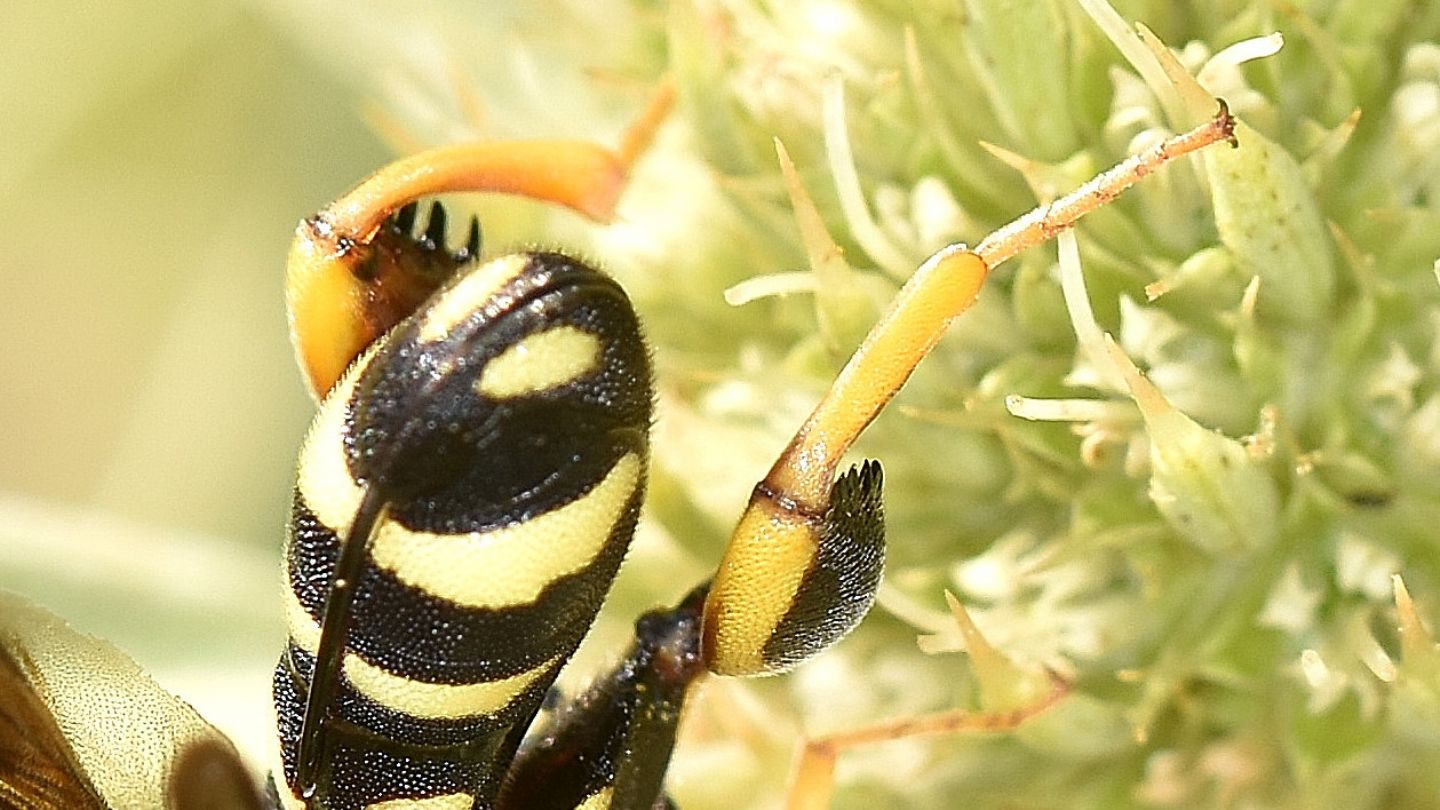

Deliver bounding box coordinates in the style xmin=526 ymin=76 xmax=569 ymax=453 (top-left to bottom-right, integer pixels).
xmin=275 ymin=252 xmax=653 ymax=810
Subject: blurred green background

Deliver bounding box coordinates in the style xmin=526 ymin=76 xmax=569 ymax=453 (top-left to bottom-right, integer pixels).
xmin=0 ymin=0 xmax=655 ymax=762
xmin=0 ymin=0 xmax=379 ymax=761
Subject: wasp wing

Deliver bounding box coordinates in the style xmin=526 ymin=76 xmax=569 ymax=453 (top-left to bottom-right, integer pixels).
xmin=0 ymin=593 xmax=261 ymax=809
xmin=0 ymin=635 xmax=106 ymax=809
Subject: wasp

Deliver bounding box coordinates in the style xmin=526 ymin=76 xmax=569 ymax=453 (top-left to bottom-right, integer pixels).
xmin=0 ymin=69 xmax=1237 ymax=810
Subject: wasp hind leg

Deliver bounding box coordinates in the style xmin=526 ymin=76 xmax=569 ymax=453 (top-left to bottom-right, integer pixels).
xmin=286 ymin=80 xmax=674 ymax=399
xmin=783 ymin=594 xmax=1071 ymax=810
xmin=700 ymin=105 xmax=1240 ymax=681
xmin=496 ymin=585 xmax=709 ymax=810
xmin=703 ymin=247 xmax=993 ymax=678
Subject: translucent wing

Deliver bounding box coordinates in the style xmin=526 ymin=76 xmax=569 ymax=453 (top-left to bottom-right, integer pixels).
xmin=0 ymin=593 xmax=261 ymax=809
xmin=0 ymin=641 xmax=106 ymax=809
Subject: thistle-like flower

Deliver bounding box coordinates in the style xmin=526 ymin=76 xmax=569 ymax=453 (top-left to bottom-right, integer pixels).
xmin=360 ymin=2 xmax=1440 ymax=807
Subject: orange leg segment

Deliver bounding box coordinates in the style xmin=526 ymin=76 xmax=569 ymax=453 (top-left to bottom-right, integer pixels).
xmin=784 ymin=673 xmax=1071 ymax=810
xmin=767 ymin=99 xmax=1237 ymax=512
xmin=702 ymin=102 xmax=1236 ymax=676
xmin=764 ymin=246 xmax=991 ymax=511
xmin=287 ymin=81 xmax=675 ymax=399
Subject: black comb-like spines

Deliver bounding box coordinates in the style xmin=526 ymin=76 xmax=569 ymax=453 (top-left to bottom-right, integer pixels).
xmin=383 ymin=200 xmax=483 ymax=266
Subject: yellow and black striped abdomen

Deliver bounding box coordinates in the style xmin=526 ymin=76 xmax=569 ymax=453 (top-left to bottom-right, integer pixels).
xmin=272 ymin=251 xmax=652 ymax=810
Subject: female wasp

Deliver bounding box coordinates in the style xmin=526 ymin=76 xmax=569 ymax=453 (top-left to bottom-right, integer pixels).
xmin=0 ymin=15 xmax=1245 ymax=809
xmin=263 ymin=82 xmax=1234 ymax=807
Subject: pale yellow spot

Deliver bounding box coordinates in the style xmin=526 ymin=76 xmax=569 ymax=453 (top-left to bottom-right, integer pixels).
xmin=703 ymin=501 xmax=817 ymax=676
xmin=418 ymin=254 xmax=530 ymax=343
xmin=296 ymin=254 xmax=534 ymax=532
xmin=370 ymin=453 xmax=641 ymax=609
xmin=367 ymin=793 xmax=475 ymax=809
xmin=282 ymin=586 xmax=557 ymax=720
xmin=575 ymin=787 xmax=614 ymax=810
xmin=296 ymin=339 xmax=381 ymax=536
xmin=477 ymin=325 xmax=602 ymax=399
